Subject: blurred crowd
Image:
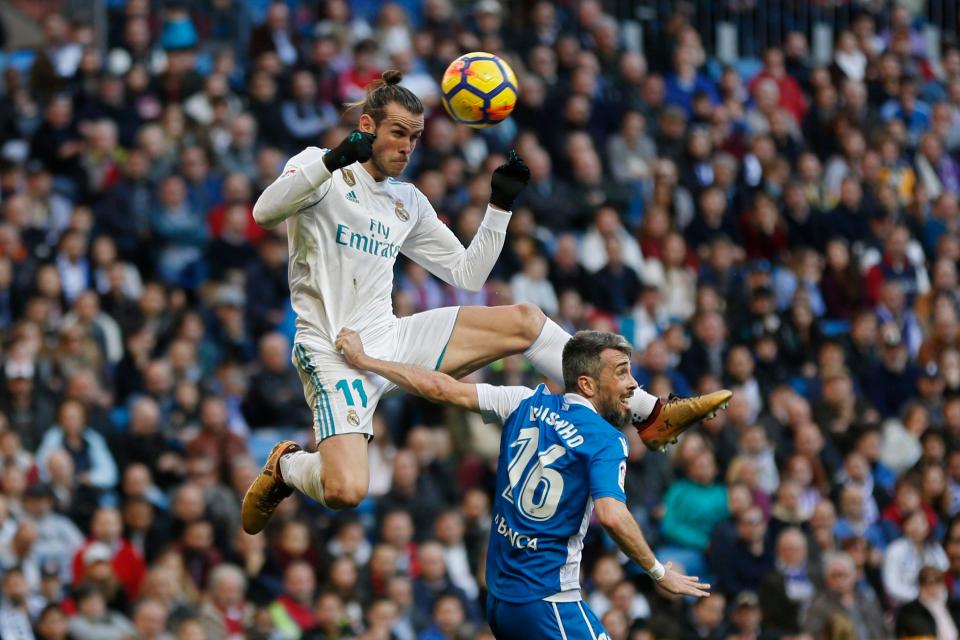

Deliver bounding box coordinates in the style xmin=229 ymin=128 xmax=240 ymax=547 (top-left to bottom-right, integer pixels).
xmin=1 ymin=0 xmax=960 ymax=639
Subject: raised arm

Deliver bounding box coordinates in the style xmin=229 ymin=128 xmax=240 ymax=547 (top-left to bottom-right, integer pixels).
xmin=336 ymin=328 xmax=479 ymax=411
xmin=401 ymin=152 xmax=529 ymax=292
xmin=252 ymin=131 xmax=375 ymax=228
xmin=594 ymin=497 xmax=711 ymax=597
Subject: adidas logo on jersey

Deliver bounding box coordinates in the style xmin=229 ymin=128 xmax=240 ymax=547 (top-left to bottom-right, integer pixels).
xmin=345 ymin=190 xmax=359 ymax=204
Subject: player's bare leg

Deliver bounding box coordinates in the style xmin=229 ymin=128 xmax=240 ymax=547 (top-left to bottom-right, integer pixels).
xmin=438 ymin=304 xmax=546 ymax=377
xmin=442 ymin=304 xmax=732 ymax=450
xmin=315 ymin=433 xmax=369 ymax=510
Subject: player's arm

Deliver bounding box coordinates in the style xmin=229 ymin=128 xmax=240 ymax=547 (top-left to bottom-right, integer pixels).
xmin=401 ymin=152 xmax=529 ymax=293
xmin=335 ymin=328 xmax=479 ymax=411
xmin=252 ymin=131 xmax=375 ymax=228
xmin=594 ymin=497 xmax=711 ymax=597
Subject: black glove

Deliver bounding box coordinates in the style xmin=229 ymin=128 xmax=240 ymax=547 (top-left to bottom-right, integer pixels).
xmin=489 ymin=150 xmax=530 ymax=211
xmin=323 ymin=130 xmax=376 ymax=172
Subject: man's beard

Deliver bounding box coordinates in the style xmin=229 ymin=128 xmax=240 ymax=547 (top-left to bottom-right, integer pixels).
xmin=371 ymin=153 xmax=402 ymax=178
xmin=598 ymin=397 xmax=630 ymax=428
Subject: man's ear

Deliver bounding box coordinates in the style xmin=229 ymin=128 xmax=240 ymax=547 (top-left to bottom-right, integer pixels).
xmin=577 ymin=375 xmax=596 ymax=398
xmin=358 ymin=113 xmax=376 ymax=134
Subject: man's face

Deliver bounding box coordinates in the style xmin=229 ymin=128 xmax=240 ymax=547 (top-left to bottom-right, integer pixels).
xmin=315 ymin=594 xmax=344 ymax=628
xmin=214 ymin=575 xmax=243 ymax=608
xmin=778 ymin=532 xmax=807 ymax=567
xmin=434 ymin=597 xmax=465 ymax=635
xmin=689 ymin=451 xmax=717 ymax=485
xmin=284 ymin=565 xmax=315 ymax=605
xmin=590 ymin=348 xmax=637 ymax=428
xmin=826 ymin=559 xmax=856 ymax=595
xmin=694 ymin=595 xmax=725 ymax=628
xmin=135 ymin=603 xmax=166 ymax=638
xmin=362 ymin=103 xmax=424 ymax=178
xmin=92 ymin=509 xmax=122 ymax=542
xmin=37 ymin=608 xmax=68 ymax=638
xmin=3 ymin=572 xmax=27 ymax=605
xmin=737 ymin=507 xmax=766 ymax=543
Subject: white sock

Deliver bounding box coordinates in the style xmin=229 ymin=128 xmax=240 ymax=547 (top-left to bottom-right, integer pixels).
xmin=629 ymin=388 xmax=659 ymax=422
xmin=524 ymin=319 xmax=659 ymax=421
xmin=523 ymin=318 xmax=569 ymax=384
xmin=279 ymin=451 xmax=325 ymax=505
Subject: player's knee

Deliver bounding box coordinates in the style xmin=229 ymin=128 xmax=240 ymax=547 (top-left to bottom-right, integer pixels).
xmin=513 ymin=303 xmax=546 ymax=345
xmin=322 ymin=479 xmax=367 ymax=511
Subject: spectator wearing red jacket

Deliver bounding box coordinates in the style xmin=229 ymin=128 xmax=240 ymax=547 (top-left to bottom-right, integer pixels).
xmin=268 ymin=561 xmax=317 ymax=635
xmin=866 ymin=225 xmax=925 ymax=306
xmin=748 ymin=48 xmax=809 ymax=123
xmin=72 ymin=506 xmax=146 ymax=601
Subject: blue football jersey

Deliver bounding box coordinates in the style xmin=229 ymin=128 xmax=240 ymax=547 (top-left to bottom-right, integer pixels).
xmin=478 ymin=383 xmax=629 ymax=603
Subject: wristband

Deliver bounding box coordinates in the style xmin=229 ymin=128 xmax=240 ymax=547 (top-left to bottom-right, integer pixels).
xmin=647 ymin=559 xmax=665 ymax=581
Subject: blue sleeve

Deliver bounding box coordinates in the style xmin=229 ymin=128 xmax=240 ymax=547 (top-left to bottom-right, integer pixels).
xmin=589 ymin=432 xmax=628 ymax=502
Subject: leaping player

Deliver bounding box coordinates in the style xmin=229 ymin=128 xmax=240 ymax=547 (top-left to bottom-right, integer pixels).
xmin=242 ymin=70 xmax=731 ymax=534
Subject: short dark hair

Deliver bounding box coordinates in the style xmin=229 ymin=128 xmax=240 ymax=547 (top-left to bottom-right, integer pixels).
xmin=432 ymin=590 xmax=465 ymax=613
xmin=349 ymin=69 xmax=423 ymax=124
xmin=561 ymin=331 xmax=632 ymax=392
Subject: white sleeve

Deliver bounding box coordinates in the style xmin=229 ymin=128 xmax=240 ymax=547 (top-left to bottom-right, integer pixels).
xmin=252 ymin=146 xmax=334 ymax=228
xmin=476 ymin=384 xmax=535 ymax=424
xmin=401 ymin=191 xmax=511 ymax=293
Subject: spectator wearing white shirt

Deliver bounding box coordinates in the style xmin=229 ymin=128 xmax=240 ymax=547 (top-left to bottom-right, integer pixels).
xmin=606 ymin=110 xmax=656 ymax=185
xmin=881 ymin=404 xmax=927 ymax=474
xmin=627 ymin=283 xmax=668 ymax=351
xmin=54 ymin=230 xmax=91 ymax=305
xmin=883 ymin=509 xmax=949 ymax=605
xmin=22 ymin=485 xmax=83 ymax=585
xmin=643 ymin=232 xmax=697 ymax=321
xmin=36 ymin=400 xmax=118 ymax=491
xmin=740 ymin=425 xmax=780 ymax=496
xmin=509 ymin=255 xmax=558 ymax=317
xmin=40 ymin=14 xmax=83 ymax=79
xmin=434 ymin=510 xmax=478 ymax=601
xmin=0 ymin=567 xmax=44 ymax=640
xmin=579 ymin=207 xmax=646 ymax=275
xmin=393 ymin=51 xmax=439 ymax=108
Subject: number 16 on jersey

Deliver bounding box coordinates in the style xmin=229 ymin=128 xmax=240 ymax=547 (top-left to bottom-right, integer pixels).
xmin=502 ymin=427 xmax=566 ymax=521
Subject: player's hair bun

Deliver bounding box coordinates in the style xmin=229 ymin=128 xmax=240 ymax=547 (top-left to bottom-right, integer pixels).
xmin=350 ymin=69 xmax=422 ymax=119
xmin=381 ymin=70 xmax=403 ymax=85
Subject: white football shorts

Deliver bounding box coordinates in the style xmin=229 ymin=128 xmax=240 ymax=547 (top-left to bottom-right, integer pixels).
xmin=292 ymin=306 xmax=460 ymax=442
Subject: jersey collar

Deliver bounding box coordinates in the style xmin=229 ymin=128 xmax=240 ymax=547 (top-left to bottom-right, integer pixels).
xmin=563 ymin=392 xmax=598 ymax=414
xmin=353 ymin=161 xmax=383 ymax=192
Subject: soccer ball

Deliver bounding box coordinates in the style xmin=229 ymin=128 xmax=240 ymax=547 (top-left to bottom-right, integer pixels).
xmin=441 ymin=52 xmax=518 ymax=128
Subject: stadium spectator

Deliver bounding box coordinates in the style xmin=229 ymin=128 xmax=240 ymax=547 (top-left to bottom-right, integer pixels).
xmin=679 ymin=592 xmax=727 ymax=640
xmin=72 ymin=507 xmax=145 ymax=602
xmin=35 ymin=399 xmax=117 ymax=491
xmin=883 ymin=508 xmax=949 ymax=605
xmin=130 ymin=598 xmax=172 ymax=640
xmin=66 ymin=582 xmax=135 ymax=640
xmin=199 ymin=563 xmax=252 ymax=639
xmin=758 ymin=527 xmax=817 ymax=636
xmin=268 ymin=560 xmax=317 ymax=637
xmin=804 ymin=551 xmax=889 ymax=639
xmin=660 ymin=449 xmax=730 ymax=576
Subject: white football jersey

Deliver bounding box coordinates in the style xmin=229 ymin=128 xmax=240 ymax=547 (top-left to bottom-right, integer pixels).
xmin=253 ymin=146 xmax=510 ymax=356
